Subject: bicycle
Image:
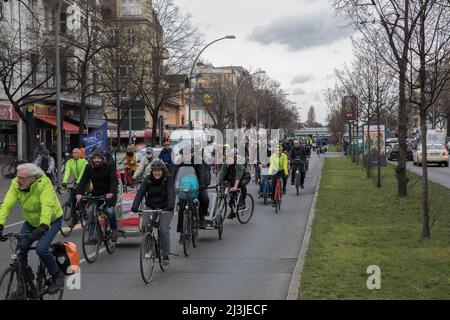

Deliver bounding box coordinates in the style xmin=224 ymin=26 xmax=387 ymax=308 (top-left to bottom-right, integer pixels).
xmin=58 ymin=184 xmax=87 ymax=237
xmin=0 ymin=233 xmax=64 ymax=300
xmin=178 ymin=190 xmax=201 ymax=257
xmin=80 ymin=196 xmax=121 ymax=263
xmin=258 ymin=167 xmax=272 ymax=205
xmin=203 ymin=185 xmax=226 ymax=240
xmin=220 ymin=181 xmax=255 ymax=224
xmin=273 ymin=173 xmax=283 ymax=213
xmin=138 ymin=209 xmax=169 ymax=284
xmin=292 ymin=158 xmax=306 ymax=196
xmin=2 ymin=159 xmax=25 ymax=179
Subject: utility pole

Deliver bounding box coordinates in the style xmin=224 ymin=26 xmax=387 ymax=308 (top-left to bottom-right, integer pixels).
xmin=55 ymin=0 xmax=62 ymax=188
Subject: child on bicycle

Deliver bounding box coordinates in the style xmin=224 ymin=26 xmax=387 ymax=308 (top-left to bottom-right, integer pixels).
xmin=131 ymin=159 xmax=175 ymax=268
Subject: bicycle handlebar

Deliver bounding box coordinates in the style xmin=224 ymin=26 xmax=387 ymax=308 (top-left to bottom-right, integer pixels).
xmin=80 ymin=196 xmax=106 ymax=202
xmin=0 ymin=233 xmax=31 ymax=242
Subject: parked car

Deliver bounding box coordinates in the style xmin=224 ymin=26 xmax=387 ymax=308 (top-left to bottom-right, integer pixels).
xmin=413 ymin=144 xmax=449 ymax=167
xmin=388 ymin=144 xmax=413 ymax=161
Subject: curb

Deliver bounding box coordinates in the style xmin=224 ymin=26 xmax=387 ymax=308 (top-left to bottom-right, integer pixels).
xmin=286 ymin=159 xmax=324 ymax=300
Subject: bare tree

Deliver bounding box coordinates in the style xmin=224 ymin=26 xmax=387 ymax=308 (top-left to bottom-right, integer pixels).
xmin=333 ymin=0 xmax=427 ymax=197
xmin=133 ymin=0 xmax=202 ymax=146
xmin=407 ymin=0 xmax=450 ymax=239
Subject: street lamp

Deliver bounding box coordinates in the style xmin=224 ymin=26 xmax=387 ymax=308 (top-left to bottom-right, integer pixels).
xmin=234 ymin=70 xmax=266 ymax=130
xmin=188 ymin=35 xmax=236 ymax=130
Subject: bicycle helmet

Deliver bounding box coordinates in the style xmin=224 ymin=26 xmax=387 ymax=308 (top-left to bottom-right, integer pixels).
xmin=144 ymin=147 xmax=153 ymax=154
xmin=150 ymin=158 xmax=166 ymax=170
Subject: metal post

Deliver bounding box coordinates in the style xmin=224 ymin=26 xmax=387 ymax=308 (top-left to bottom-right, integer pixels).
xmin=128 ymin=107 xmax=132 ymax=145
xmin=55 ymin=0 xmax=62 ymax=188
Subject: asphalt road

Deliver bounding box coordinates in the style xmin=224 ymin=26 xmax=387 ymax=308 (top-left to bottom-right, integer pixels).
xmin=388 ymin=160 xmax=450 ymax=189
xmin=0 ymin=156 xmax=324 ymax=300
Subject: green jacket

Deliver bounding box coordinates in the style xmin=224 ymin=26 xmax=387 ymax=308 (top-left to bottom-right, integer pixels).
xmin=219 ymin=164 xmax=246 ymax=183
xmin=63 ymin=158 xmax=88 ymax=184
xmin=269 ymin=153 xmax=289 ymax=176
xmin=0 ymin=176 xmax=63 ymax=228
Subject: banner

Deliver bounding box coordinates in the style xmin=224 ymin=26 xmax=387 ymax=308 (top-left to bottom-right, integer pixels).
xmin=82 ymin=122 xmax=107 ymax=157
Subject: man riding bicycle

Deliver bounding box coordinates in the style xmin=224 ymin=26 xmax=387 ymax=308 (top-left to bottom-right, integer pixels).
xmin=62 ymin=148 xmax=88 ymax=227
xmin=219 ymin=147 xmax=251 ymax=218
xmin=75 ymin=150 xmax=120 ymax=242
xmin=0 ymin=163 xmax=65 ymax=294
xmin=34 ymin=149 xmax=56 ymax=185
xmin=289 ymin=140 xmax=308 ymax=189
xmin=133 ymin=147 xmax=154 ymax=181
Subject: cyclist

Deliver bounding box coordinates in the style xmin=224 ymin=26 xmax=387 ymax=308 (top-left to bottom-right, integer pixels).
xmin=119 ymin=146 xmax=137 ymax=186
xmin=173 ymin=147 xmax=210 ymax=240
xmin=34 ymin=149 xmax=56 ymax=184
xmin=133 ymin=147 xmax=154 ymax=181
xmin=158 ymin=140 xmax=174 ymax=173
xmin=0 ymin=163 xmax=65 ymax=294
xmin=269 ymin=145 xmax=288 ymax=204
xmin=218 ymin=147 xmax=251 ymax=218
xmin=131 ymin=159 xmax=175 ymax=268
xmin=289 ymin=140 xmax=308 ymax=189
xmin=62 ymin=148 xmax=89 ymax=227
xmin=75 ymin=150 xmax=120 ymax=242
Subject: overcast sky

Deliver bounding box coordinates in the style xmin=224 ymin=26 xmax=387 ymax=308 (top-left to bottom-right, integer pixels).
xmin=176 ymin=0 xmax=355 ymax=124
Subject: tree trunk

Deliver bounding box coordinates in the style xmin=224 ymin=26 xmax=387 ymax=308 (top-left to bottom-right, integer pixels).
xmin=151 ymin=111 xmax=158 ymax=147
xmin=79 ymin=64 xmax=87 ymax=144
xmin=396 ymin=64 xmax=409 ymax=197
xmin=367 ymin=121 xmax=371 ymax=179
xmin=420 ymin=109 xmax=430 ymax=239
xmin=377 ymin=112 xmax=382 ymax=188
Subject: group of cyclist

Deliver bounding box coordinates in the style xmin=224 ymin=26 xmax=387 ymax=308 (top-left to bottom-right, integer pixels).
xmin=0 ymin=137 xmax=312 ymax=295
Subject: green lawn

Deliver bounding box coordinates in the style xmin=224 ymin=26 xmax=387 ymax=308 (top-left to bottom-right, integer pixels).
xmin=299 ymin=158 xmax=450 ymax=299
xmin=327 ymin=145 xmax=341 ymax=152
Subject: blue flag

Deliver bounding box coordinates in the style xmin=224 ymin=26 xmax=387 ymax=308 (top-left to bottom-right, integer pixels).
xmin=82 ymin=122 xmax=108 ymax=157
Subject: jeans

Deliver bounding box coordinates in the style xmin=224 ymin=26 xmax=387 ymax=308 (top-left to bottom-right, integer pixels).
xmin=291 ymin=164 xmax=306 ymax=186
xmin=144 ymin=208 xmax=174 ymax=259
xmin=87 ymin=202 xmax=117 ymax=230
xmin=19 ymin=218 xmax=62 ymax=277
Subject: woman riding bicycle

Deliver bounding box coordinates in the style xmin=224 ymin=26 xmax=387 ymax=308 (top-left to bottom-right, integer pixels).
xmin=0 ymin=163 xmax=65 ymax=294
xmin=131 ymin=159 xmax=175 ymax=268
xmin=269 ymin=145 xmax=288 ymax=204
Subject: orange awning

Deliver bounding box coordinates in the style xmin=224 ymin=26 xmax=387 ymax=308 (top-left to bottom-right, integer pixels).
xmin=34 ymin=116 xmax=80 ymax=134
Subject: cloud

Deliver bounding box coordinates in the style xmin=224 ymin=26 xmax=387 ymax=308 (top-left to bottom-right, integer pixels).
xmin=292 ymin=88 xmax=307 ymax=96
xmin=291 ymin=74 xmax=315 ymax=84
xmin=248 ymin=9 xmax=353 ymax=52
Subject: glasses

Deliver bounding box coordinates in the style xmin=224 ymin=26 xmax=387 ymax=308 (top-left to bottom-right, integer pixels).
xmin=17 ymin=175 xmax=31 ymax=181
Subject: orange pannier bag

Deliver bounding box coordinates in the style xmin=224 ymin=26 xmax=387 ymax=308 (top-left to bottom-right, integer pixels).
xmin=52 ymin=242 xmax=80 ymax=275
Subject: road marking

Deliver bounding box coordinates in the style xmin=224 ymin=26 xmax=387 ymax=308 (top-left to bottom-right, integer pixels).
xmin=5 ymin=221 xmax=24 ymax=229
xmin=79 ymin=247 xmax=108 ymax=264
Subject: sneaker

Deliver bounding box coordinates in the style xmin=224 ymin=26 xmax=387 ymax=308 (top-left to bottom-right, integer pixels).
xmin=178 ymin=235 xmax=184 ymax=245
xmin=291 ymin=181 xmax=295 ymax=185
xmin=161 ymin=257 xmax=170 ymax=268
xmin=238 ymin=204 xmax=247 ymax=211
xmin=47 ymin=271 xmax=65 ymax=295
xmin=227 ymin=213 xmax=236 ymax=219
xmin=301 ymin=185 xmax=304 ymax=189
xmin=111 ymin=230 xmax=119 ymax=243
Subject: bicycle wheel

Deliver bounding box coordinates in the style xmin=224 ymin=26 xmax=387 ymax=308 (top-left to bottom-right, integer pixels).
xmin=140 ymin=233 xmax=156 ymax=284
xmin=217 ymin=195 xmax=228 ymax=219
xmin=2 ymin=163 xmax=15 ymax=179
xmin=103 ymin=216 xmax=116 ymax=254
xmin=274 ymin=182 xmax=281 ymax=214
xmin=0 ymin=266 xmax=26 ymax=300
xmin=37 ymin=261 xmax=63 ymax=300
xmin=182 ymin=209 xmax=192 ymax=257
xmin=296 ymin=172 xmax=300 ymax=196
xmin=237 ymin=194 xmax=254 ymax=224
xmin=217 ymin=210 xmax=224 ymax=240
xmin=192 ymin=208 xmax=199 ymax=248
xmin=82 ymin=221 xmax=101 ymax=263
xmin=60 ymin=202 xmax=74 ymax=237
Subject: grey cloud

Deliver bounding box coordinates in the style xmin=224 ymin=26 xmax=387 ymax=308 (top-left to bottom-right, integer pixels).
xmin=291 ymin=74 xmax=315 ymax=84
xmin=248 ymin=9 xmax=353 ymax=51
xmin=292 ymin=88 xmax=307 ymax=96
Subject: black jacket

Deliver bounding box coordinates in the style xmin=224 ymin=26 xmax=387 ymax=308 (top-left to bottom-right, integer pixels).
xmin=289 ymin=146 xmax=308 ymax=161
xmin=76 ymin=163 xmax=119 ymax=201
xmin=132 ymin=174 xmax=175 ymax=212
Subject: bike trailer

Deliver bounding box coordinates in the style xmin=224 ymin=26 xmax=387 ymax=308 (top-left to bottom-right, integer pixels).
xmin=116 ymin=193 xmax=141 ymax=237
xmin=52 ymin=242 xmax=80 ymax=275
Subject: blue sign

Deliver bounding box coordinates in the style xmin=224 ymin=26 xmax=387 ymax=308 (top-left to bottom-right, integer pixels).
xmin=82 ymin=122 xmax=107 ymax=157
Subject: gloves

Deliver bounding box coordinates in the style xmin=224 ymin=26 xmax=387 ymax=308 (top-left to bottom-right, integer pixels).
xmin=0 ymin=224 xmax=4 ymax=237
xmin=31 ymin=224 xmax=49 ymax=242
xmin=62 ymin=183 xmax=67 ymax=188
xmin=131 ymin=207 xmax=139 ymax=214
xmin=165 ymin=206 xmax=174 ymax=212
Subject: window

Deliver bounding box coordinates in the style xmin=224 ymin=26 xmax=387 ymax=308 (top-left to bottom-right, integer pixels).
xmin=128 ymin=29 xmax=136 ymax=46
xmin=29 ymin=53 xmax=38 ymax=87
xmin=120 ymin=0 xmax=142 ymax=16
xmin=109 ymin=29 xmax=118 ymax=47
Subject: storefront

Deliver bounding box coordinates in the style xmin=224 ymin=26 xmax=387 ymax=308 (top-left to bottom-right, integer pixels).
xmin=28 ymin=103 xmax=80 ymax=155
xmin=0 ymin=103 xmax=20 ymax=156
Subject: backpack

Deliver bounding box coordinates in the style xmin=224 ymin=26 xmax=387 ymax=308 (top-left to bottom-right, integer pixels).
xmin=178 ymin=173 xmax=199 ymax=200
xmin=51 ymin=242 xmax=80 ymax=275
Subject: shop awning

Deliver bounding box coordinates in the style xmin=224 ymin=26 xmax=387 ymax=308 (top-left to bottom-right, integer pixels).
xmin=34 ymin=116 xmax=80 ymax=134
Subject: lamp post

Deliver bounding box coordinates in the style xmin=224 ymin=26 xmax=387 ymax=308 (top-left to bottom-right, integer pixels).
xmin=188 ymin=35 xmax=236 ymax=130
xmin=55 ymin=0 xmax=62 ymax=189
xmin=234 ymin=70 xmax=266 ymax=130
